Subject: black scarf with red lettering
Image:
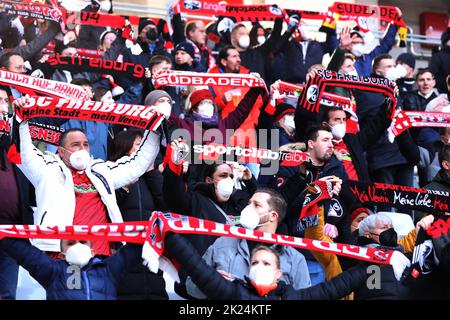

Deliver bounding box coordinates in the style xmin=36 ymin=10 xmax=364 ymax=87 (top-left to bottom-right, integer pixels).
xmin=401 ymin=216 xmax=450 ymax=292
xmin=45 ymin=55 xmax=144 ymax=80
xmin=344 ymin=180 xmax=450 ymax=213
xmin=0 ymin=120 xmax=63 ymax=146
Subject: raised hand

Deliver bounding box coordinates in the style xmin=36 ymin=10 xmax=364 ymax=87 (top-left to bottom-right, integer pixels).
xmin=339 ymin=26 xmax=353 ymax=50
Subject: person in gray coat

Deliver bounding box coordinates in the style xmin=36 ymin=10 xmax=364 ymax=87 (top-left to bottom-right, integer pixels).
xmin=186 ymin=189 xmax=311 ymax=298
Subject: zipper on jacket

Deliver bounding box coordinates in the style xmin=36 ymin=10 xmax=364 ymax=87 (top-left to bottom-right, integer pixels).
xmin=82 ymin=271 xmax=91 ymax=300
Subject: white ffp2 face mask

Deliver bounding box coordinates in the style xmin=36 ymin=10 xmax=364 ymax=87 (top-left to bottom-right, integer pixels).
xmin=249 ymin=264 xmax=276 ymax=286
xmin=64 ymin=243 xmax=93 ymax=268
xmin=385 ymin=64 xmax=408 ymax=81
xmin=238 ymin=35 xmax=250 ymax=49
xmin=157 ymin=101 xmax=172 ymax=119
xmin=331 ymin=123 xmax=346 ymax=140
xmin=69 ymin=149 xmax=91 ymax=171
xmin=351 ymin=43 xmax=365 ymax=57
xmin=283 ymin=115 xmax=295 ymax=132
xmin=257 ymin=36 xmax=266 ymax=45
xmin=197 ymin=101 xmax=215 ymax=118
xmin=239 ymin=205 xmax=271 ymax=230
xmin=216 ymin=177 xmax=234 ymax=199
xmin=348 ymin=69 xmax=358 ymax=77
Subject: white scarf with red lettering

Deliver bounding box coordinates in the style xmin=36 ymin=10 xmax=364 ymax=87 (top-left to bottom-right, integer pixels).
xmin=154 ymin=70 xmax=267 ymax=92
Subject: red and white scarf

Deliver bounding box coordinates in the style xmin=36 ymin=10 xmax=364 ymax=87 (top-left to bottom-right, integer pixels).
xmin=174 ymin=0 xmax=407 ymax=45
xmin=0 ymin=211 xmax=398 ymax=279
xmin=154 ymin=70 xmax=267 ymax=92
xmin=388 ymin=110 xmax=450 ymax=142
xmin=0 ymin=0 xmax=139 ymax=33
xmin=43 ymin=43 xmax=105 ymax=59
xmin=0 ymin=70 xmax=90 ymax=101
xmin=14 ymin=96 xmax=164 ymax=131
xmin=328 ymin=2 xmax=407 ymax=44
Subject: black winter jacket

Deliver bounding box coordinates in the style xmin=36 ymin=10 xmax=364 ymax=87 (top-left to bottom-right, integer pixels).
xmin=0 ymin=238 xmax=142 ymax=300
xmin=425 ymin=169 xmax=450 ymax=193
xmin=163 ymin=168 xmax=256 ymax=255
xmin=239 ymin=18 xmax=283 ymax=82
xmin=165 ymin=233 xmax=368 ymax=300
xmin=115 ymin=170 xmax=168 ymax=300
xmin=353 ymin=238 xmax=408 ymax=300
xmin=429 ymin=46 xmax=450 ymax=94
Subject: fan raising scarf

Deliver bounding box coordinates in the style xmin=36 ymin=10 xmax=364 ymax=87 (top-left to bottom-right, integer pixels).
xmin=0 ymin=0 xmax=140 ymax=32
xmin=387 ymin=110 xmax=450 ymax=142
xmin=7 ymin=96 xmax=164 ymax=164
xmin=46 ymin=55 xmax=145 ymax=80
xmin=328 ymin=2 xmax=407 ymax=46
xmin=0 ymin=211 xmax=399 ymax=279
xmin=174 ymin=0 xmax=406 ymax=46
xmin=298 ymin=70 xmax=397 ymax=119
xmin=14 ymin=96 xmax=164 ymax=131
xmin=0 ymin=70 xmax=90 ymax=101
xmin=154 ymin=70 xmax=268 ymax=92
xmin=163 ymin=142 xmax=311 ymax=176
xmin=273 ymin=80 xmax=358 ymax=120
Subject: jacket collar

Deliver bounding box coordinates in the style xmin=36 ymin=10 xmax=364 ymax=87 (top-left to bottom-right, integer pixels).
xmin=432 ymin=169 xmax=450 ymax=186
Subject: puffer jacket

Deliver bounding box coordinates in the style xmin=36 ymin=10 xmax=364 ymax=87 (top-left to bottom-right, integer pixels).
xmin=0 ymin=238 xmax=142 ymax=300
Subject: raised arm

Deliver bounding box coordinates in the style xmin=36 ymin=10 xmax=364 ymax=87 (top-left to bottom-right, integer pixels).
xmin=262 ymin=18 xmax=283 ymax=56
xmin=105 ymin=130 xmax=161 ymax=189
xmin=171 ymin=13 xmax=186 ymax=46
xmin=162 ymin=139 xmax=193 ymax=214
xmin=17 ymin=121 xmax=51 ymax=186
xmin=290 ymin=264 xmax=367 ymax=300
xmin=222 ymin=87 xmax=266 ymax=130
xmin=165 ymin=232 xmax=238 ymax=300
xmin=105 ymin=243 xmax=143 ymax=282
xmin=0 ymin=238 xmax=56 ymax=288
xmin=13 ymin=21 xmax=60 ymax=61
xmin=366 ymin=23 xmax=398 ymax=60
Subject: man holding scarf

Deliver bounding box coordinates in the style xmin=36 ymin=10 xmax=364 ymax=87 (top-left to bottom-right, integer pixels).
xmin=185 ymin=189 xmax=311 ymax=299
xmin=12 ymin=96 xmax=162 ymax=257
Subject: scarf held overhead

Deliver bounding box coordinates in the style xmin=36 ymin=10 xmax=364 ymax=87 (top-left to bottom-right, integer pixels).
xmin=165 ymin=142 xmax=311 ymax=174
xmin=175 ymin=1 xmax=406 ymax=44
xmin=154 ymin=70 xmax=267 ymax=91
xmin=0 ymin=70 xmax=90 ymax=101
xmin=388 ymin=110 xmax=450 ymax=142
xmin=0 ymin=0 xmax=140 ymax=31
xmin=14 ymin=96 xmax=164 ymax=131
xmin=329 ymin=2 xmax=407 ymax=43
xmin=298 ymin=70 xmax=397 ymax=119
xmin=276 ymin=80 xmax=357 ymax=119
xmin=46 ymin=55 xmax=145 ymax=80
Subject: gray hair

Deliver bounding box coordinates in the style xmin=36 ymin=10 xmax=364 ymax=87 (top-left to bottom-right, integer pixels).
xmin=358 ymin=213 xmax=392 ymax=237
